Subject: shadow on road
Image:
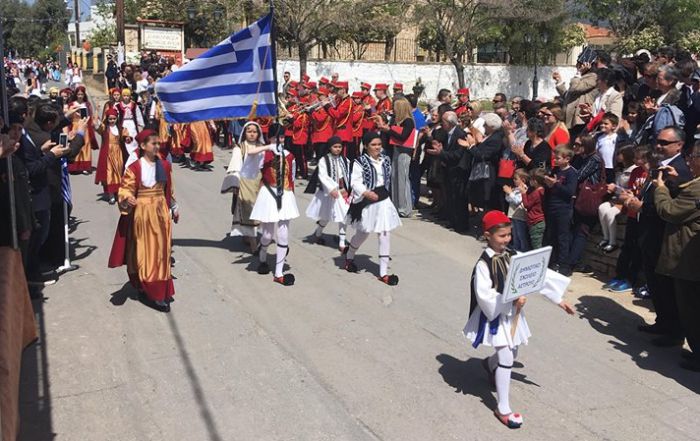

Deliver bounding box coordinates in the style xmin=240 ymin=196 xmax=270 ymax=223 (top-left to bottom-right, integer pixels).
xmin=167 ymin=313 xmax=224 ymax=441
xmin=109 ymin=282 xmax=140 ymax=306
xmin=19 ymin=291 xmax=56 ymax=440
xmin=577 ymin=295 xmax=699 ymax=394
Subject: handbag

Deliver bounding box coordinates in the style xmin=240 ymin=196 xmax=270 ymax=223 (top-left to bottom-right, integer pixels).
xmin=469 ymin=159 xmax=490 ymax=182
xmin=497 ymin=158 xmax=516 ymax=179
xmin=574 ymin=164 xmax=608 ymax=217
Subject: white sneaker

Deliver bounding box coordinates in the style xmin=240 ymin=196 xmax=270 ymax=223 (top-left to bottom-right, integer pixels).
xmin=28 ymin=279 xmax=57 ymax=287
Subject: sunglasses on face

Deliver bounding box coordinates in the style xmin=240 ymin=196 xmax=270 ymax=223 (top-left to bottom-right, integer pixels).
xmin=656 ymin=138 xmax=679 ymax=146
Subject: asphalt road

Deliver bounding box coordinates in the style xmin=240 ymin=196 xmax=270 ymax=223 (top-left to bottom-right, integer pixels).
xmin=17 ymin=82 xmax=700 ymax=441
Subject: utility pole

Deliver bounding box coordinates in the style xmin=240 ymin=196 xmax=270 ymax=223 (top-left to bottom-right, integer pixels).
xmin=116 ymin=0 xmax=125 ymax=46
xmin=73 ymin=0 xmax=80 ymax=46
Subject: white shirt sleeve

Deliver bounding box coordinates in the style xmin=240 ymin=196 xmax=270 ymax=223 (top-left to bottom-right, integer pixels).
xmin=351 ymin=161 xmax=367 ymax=201
xmin=539 ymin=269 xmax=570 ymax=305
xmin=317 ymin=157 xmax=338 ymax=194
xmin=474 ymin=261 xmax=510 ymax=321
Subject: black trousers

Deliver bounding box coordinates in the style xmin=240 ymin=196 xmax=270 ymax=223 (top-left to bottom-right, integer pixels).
xmin=289 ymin=143 xmax=308 ymax=178
xmin=615 ymin=217 xmax=642 ymax=285
xmin=445 ymin=173 xmax=469 ymax=232
xmin=640 ymin=224 xmax=682 ymax=335
xmin=568 ymin=212 xmax=598 ymax=269
xmin=675 ymin=278 xmax=700 ymax=356
xmin=314 ymin=142 xmax=327 ymax=160
xmin=27 ymin=208 xmax=51 ymax=280
xmin=545 ymin=207 xmax=573 ymax=270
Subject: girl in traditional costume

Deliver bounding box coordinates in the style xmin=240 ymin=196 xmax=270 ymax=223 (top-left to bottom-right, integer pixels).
xmin=67 ymin=86 xmax=99 ymax=174
xmin=108 ymin=130 xmax=178 ymax=312
xmin=188 ymin=120 xmax=215 ymax=169
xmin=249 ymin=131 xmax=299 ymax=286
xmin=463 ymin=210 xmax=574 ymax=429
xmin=227 ymin=121 xmax=265 ymax=252
xmin=344 ymin=131 xmax=402 ymax=285
xmin=95 ymin=108 xmax=127 ymax=204
xmin=305 ymin=136 xmax=351 ymax=252
xmin=116 ymin=89 xmax=145 ymax=169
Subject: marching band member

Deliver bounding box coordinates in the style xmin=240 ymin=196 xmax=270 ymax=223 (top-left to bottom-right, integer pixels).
xmin=455 ymin=88 xmax=471 ymax=117
xmin=351 ymin=92 xmax=365 ymax=159
xmin=311 ymin=87 xmax=335 ymax=161
xmin=325 ymin=81 xmax=353 ymax=157
xmin=360 ymin=82 xmax=377 ymax=135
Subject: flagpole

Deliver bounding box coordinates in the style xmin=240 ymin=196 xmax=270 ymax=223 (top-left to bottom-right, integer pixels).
xmin=268 ymin=0 xmax=281 ymax=131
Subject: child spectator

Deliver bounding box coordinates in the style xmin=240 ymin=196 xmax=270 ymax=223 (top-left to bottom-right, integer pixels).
xmin=618 ymin=101 xmax=641 ymax=140
xmin=520 ymin=168 xmax=547 ymax=249
xmin=503 ymin=169 xmax=529 ymax=251
xmin=544 ymin=145 xmax=578 ymax=276
xmin=595 ymin=112 xmax=625 ymax=184
xmin=597 ymin=145 xmax=637 ymax=253
xmin=604 ymin=146 xmax=650 ymax=293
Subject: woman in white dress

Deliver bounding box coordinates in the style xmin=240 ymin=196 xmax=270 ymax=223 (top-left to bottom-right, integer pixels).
xmin=249 ymin=133 xmax=300 ymax=286
xmin=305 ymin=136 xmax=351 ymax=252
xmin=226 ymin=121 xmax=265 ymax=252
xmin=344 ymin=131 xmax=402 ymax=285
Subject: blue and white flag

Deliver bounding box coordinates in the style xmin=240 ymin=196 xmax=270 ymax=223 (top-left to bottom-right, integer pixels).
xmin=156 ymin=13 xmax=277 ymax=123
xmin=60 ymin=157 xmax=72 ymax=209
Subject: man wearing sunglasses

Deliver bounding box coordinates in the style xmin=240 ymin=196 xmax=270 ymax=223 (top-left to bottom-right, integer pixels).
xmin=634 ymin=126 xmax=692 ymax=348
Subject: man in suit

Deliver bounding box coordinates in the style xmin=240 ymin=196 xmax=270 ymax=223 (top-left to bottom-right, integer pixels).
xmin=632 ymin=126 xmax=692 ymax=346
xmin=425 ymin=111 xmax=470 ymax=232
xmin=16 ymin=104 xmax=80 ymax=287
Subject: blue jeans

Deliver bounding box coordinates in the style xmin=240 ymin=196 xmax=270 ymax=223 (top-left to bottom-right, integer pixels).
xmin=511 ymin=218 xmax=530 ymax=252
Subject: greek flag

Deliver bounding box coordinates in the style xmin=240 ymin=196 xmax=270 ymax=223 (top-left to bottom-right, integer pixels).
xmin=156 ymin=13 xmax=277 ymax=123
xmin=60 ymin=157 xmax=72 ymax=209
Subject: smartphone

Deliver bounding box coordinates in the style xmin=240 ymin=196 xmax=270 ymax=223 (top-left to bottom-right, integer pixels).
xmin=59 ymin=133 xmax=68 ymax=148
xmin=79 ymin=107 xmax=88 ymax=119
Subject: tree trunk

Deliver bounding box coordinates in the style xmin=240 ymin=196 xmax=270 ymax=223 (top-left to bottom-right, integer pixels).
xmin=298 ymin=43 xmax=308 ymax=77
xmin=452 ymin=58 xmax=465 ymax=88
xmin=384 ymin=35 xmax=395 ymax=61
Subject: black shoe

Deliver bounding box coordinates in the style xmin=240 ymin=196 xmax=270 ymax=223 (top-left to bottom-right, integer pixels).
xmin=679 ymin=359 xmax=700 ymax=372
xmin=315 ymin=236 xmax=326 ymax=245
xmin=273 ymin=274 xmax=295 ymax=286
xmin=651 ymin=335 xmax=684 ymax=347
xmin=557 ymin=266 xmax=573 ymax=277
xmin=638 ymin=323 xmax=669 ymax=335
xmin=574 ymin=263 xmax=594 ymax=274
xmin=344 ymin=259 xmax=358 ymax=273
xmin=257 ymin=262 xmax=270 ymax=275
xmin=378 ymin=274 xmax=399 ymax=286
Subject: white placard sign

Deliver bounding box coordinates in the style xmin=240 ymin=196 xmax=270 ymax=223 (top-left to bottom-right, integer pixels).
xmin=502 ymin=246 xmax=552 ymax=303
xmin=142 ymin=27 xmax=182 ymax=52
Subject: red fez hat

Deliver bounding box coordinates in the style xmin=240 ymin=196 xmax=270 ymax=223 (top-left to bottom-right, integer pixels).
xmin=351 ymin=91 xmax=363 ymax=98
xmin=135 ymin=129 xmax=156 ymax=144
xmin=457 ymin=88 xmax=470 ymax=96
xmin=335 ymin=81 xmax=349 ymax=90
xmin=287 ymin=88 xmax=298 ymax=97
xmin=109 ymin=87 xmax=120 ymax=95
xmin=393 ymin=83 xmax=403 ymax=90
xmin=317 ymin=87 xmax=330 ymax=96
xmin=289 ymin=80 xmax=299 ymax=87
xmin=482 ymin=210 xmax=511 ymax=232
xmin=307 ymin=81 xmax=317 ymax=88
xmin=319 ymin=77 xmax=330 ymax=84
xmin=302 ymin=73 xmax=310 ymax=82
xmin=361 ymin=82 xmax=371 ymax=90
xmin=105 ymin=108 xmax=119 ymax=118
xmin=374 ymin=83 xmax=388 ymax=91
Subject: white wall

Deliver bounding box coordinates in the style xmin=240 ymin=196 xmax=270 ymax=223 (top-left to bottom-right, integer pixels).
xmin=277 ymin=59 xmax=578 ymax=102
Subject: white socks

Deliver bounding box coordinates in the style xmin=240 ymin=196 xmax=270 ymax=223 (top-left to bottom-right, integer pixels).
xmin=275 ymin=221 xmax=290 ymax=278
xmin=338 ymin=223 xmax=346 ymax=248
xmin=490 ymin=346 xmax=515 ymax=415
xmin=378 ymin=232 xmax=390 ymax=277
xmin=259 ymin=222 xmax=274 ymax=262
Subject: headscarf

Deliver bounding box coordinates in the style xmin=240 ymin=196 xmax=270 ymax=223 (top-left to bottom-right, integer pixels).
xmin=238 ymin=121 xmax=265 ymax=146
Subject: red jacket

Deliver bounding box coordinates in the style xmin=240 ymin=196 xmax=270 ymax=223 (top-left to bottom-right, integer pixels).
xmin=327 ymin=96 xmax=353 ymax=142
xmin=292 ymin=111 xmax=310 ymax=146
xmin=362 ymin=95 xmax=377 ymax=130
xmin=311 ymin=107 xmax=334 ymax=144
xmin=351 ymin=103 xmax=365 ymax=139
xmin=521 ymin=187 xmax=545 ymax=226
